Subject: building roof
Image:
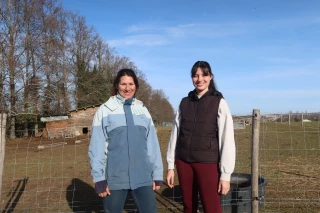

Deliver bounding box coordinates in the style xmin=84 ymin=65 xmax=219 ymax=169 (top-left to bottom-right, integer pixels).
xmin=68 ymin=104 xmax=101 ymax=114
xmin=40 ymin=116 xmax=68 ymax=122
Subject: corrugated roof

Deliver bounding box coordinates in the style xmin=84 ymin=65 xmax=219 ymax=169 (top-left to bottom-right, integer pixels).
xmin=40 ymin=116 xmax=68 ymax=122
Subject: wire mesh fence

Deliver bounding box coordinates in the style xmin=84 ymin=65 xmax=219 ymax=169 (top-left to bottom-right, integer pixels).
xmin=0 ymin=111 xmax=319 ymax=212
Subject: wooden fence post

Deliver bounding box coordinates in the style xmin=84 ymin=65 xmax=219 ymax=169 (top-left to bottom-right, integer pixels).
xmin=289 ymin=111 xmax=291 ymax=125
xmin=251 ymin=109 xmax=260 ymax=213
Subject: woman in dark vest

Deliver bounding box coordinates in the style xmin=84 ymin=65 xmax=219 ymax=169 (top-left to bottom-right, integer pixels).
xmin=166 ymin=61 xmax=236 ymax=213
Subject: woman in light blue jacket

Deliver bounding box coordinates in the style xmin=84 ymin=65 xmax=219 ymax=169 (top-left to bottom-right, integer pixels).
xmin=88 ymin=68 xmax=163 ymax=213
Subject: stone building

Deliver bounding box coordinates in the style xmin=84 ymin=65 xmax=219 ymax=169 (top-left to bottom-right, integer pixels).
xmin=41 ymin=105 xmax=100 ymax=139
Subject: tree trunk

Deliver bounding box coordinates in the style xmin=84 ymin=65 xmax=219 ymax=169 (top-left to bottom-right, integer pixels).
xmin=31 ymin=45 xmax=38 ymax=135
xmin=23 ymin=0 xmax=31 ymax=138
xmin=9 ymin=30 xmax=16 ymax=140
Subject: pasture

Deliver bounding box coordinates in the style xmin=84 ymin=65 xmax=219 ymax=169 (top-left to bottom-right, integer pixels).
xmin=1 ymin=121 xmax=319 ymax=212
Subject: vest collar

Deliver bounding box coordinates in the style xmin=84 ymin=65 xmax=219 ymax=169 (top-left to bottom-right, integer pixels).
xmin=188 ymin=89 xmax=223 ymax=100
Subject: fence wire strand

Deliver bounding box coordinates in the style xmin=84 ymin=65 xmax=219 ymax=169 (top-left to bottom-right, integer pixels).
xmin=0 ymin=112 xmax=319 ymax=213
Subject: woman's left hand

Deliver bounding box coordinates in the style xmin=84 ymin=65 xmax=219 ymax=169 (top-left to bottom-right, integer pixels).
xmin=218 ymin=180 xmax=230 ymax=195
xmin=152 ymin=181 xmax=160 ymax=191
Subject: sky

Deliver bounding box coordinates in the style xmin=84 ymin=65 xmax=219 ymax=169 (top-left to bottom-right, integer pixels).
xmin=62 ymin=0 xmax=320 ymax=115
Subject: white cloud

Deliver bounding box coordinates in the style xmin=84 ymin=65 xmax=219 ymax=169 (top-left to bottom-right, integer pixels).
xmin=126 ymin=25 xmax=141 ymax=33
xmin=126 ymin=25 xmax=162 ymax=33
xmin=248 ymin=70 xmax=317 ymax=81
xmin=117 ymin=16 xmax=320 ymax=48
xmin=108 ymin=34 xmax=170 ymax=47
xmin=123 ymin=22 xmax=246 ymax=41
xmin=219 ymin=68 xmax=319 ymax=83
xmin=261 ymin=57 xmax=304 ymax=64
xmin=226 ymin=89 xmax=320 ymax=99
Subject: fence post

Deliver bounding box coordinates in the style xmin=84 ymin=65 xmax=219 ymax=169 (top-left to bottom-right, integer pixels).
xmin=0 ymin=112 xmax=7 ymax=209
xmin=289 ymin=111 xmax=291 ymax=125
xmin=251 ymin=109 xmax=260 ymax=213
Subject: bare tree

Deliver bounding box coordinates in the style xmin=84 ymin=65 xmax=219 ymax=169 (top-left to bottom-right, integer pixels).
xmin=136 ymin=75 xmax=152 ymax=108
xmin=0 ymin=0 xmax=26 ymax=139
xmin=69 ymin=13 xmax=100 ymax=108
xmin=149 ymin=89 xmax=174 ymax=125
xmin=28 ymin=0 xmax=44 ymax=135
xmin=0 ymin=0 xmax=175 ymax=138
xmin=0 ymin=48 xmax=6 ymax=111
xmin=21 ymin=0 xmax=34 ymax=137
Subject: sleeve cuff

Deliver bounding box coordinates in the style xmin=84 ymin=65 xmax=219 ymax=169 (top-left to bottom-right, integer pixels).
xmin=220 ymin=173 xmax=231 ymax=181
xmin=154 ymin=180 xmax=163 ymax=186
xmin=95 ymin=180 xmax=107 ymax=194
xmin=168 ymin=163 xmax=175 ymax=170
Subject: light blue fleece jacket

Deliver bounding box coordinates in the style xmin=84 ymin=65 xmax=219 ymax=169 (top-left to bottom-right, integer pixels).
xmin=88 ymin=94 xmax=163 ymax=190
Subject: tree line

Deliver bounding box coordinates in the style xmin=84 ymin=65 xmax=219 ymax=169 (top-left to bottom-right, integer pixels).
xmin=0 ymin=0 xmax=174 ymax=139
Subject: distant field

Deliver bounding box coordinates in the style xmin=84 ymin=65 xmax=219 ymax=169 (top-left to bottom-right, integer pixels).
xmin=1 ymin=121 xmax=319 ymax=212
xmin=232 ymin=121 xmax=320 ymax=213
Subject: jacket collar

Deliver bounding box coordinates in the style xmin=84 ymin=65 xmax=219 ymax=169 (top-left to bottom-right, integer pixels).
xmin=104 ymin=93 xmax=137 ymax=111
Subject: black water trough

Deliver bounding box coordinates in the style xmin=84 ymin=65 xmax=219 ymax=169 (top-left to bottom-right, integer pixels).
xmin=221 ymin=173 xmax=267 ymax=213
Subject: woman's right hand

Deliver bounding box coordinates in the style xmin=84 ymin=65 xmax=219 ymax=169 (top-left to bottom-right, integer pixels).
xmin=98 ymin=187 xmax=111 ymax=197
xmin=166 ymin=169 xmax=175 ymax=188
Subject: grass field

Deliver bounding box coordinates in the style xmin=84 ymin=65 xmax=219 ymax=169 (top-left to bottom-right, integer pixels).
xmin=0 ymin=121 xmax=319 ymax=213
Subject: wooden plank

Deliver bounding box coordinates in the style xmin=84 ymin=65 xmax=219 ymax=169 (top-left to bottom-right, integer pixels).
xmin=37 ymin=142 xmax=67 ymax=150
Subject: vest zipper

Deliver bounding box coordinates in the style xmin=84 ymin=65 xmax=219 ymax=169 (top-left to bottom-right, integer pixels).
xmin=189 ymin=99 xmax=199 ymax=161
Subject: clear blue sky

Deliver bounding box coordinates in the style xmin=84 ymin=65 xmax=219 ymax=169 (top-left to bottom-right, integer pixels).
xmin=62 ymin=0 xmax=320 ymax=115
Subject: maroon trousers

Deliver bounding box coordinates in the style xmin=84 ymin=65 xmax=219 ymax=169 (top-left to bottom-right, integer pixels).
xmin=176 ymin=158 xmax=222 ymax=213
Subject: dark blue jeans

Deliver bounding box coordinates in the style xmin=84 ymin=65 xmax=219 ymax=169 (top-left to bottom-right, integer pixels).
xmin=102 ymin=186 xmax=157 ymax=213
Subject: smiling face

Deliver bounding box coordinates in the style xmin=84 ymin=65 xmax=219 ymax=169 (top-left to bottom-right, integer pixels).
xmin=192 ymin=67 xmax=212 ymax=96
xmin=117 ymin=75 xmax=136 ymax=99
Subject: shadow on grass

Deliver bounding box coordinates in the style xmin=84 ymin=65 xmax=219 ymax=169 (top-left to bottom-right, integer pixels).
xmin=161 ymin=185 xmax=183 ymax=204
xmin=279 ymin=170 xmax=320 ymax=179
xmin=160 ymin=185 xmax=184 ymax=212
xmin=66 ymin=178 xmax=102 ymax=213
xmin=66 ymin=178 xmax=140 ymax=212
xmin=2 ymin=177 xmax=29 ymax=213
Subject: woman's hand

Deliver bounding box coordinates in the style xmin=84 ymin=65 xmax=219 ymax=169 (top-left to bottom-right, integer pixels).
xmin=166 ymin=169 xmax=175 ymax=188
xmin=98 ymin=187 xmax=111 ymax=197
xmin=152 ymin=181 xmax=161 ymax=191
xmin=218 ymin=180 xmax=230 ymax=195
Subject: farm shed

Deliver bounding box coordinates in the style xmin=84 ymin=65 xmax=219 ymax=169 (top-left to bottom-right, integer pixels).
xmin=67 ymin=105 xmax=100 ymax=136
xmin=40 ymin=116 xmax=69 ymax=139
xmin=40 ymin=105 xmax=100 ymax=139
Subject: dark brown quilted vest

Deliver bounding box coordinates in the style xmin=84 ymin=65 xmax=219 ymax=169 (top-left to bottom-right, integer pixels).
xmin=176 ymin=89 xmax=222 ymax=163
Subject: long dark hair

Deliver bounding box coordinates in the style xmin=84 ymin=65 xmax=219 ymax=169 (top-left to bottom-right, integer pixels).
xmin=191 ymin=61 xmax=218 ymax=92
xmin=111 ymin=68 xmax=140 ymax=96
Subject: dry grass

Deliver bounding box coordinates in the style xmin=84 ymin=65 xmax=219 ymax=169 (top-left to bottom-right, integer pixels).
xmin=234 ymin=122 xmax=320 ymax=213
xmin=0 ymin=121 xmax=319 ymax=212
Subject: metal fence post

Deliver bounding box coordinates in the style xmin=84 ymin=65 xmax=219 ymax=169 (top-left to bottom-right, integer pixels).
xmin=0 ymin=112 xmax=7 ymax=209
xmin=251 ymin=109 xmax=260 ymax=213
